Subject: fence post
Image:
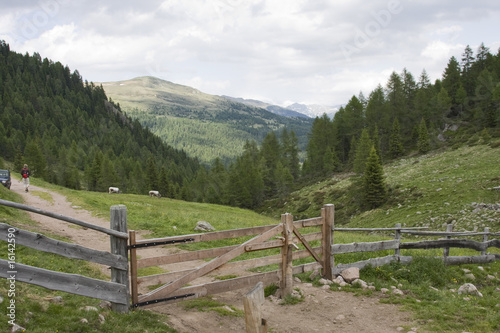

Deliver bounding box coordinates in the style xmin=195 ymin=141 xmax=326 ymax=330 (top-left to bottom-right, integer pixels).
xmin=243 ymin=282 xmax=267 ymax=333
xmin=443 ymin=224 xmax=453 ymax=261
xmin=322 ymin=204 xmax=334 ymax=280
xmin=280 ymin=213 xmax=294 ymax=297
xmin=482 ymin=227 xmax=489 ymax=256
xmin=110 ymin=205 xmax=129 ymax=313
xmin=129 ymin=230 xmax=138 ymax=306
xmin=394 ymin=223 xmax=401 ymax=258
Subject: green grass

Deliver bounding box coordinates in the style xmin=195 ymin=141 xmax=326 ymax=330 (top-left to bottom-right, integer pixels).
xmin=180 ymin=296 xmax=243 ymax=317
xmin=1 ymin=144 xmax=500 ymax=332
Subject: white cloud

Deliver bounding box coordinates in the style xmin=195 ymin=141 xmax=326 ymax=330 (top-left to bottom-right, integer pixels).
xmin=1 ymin=0 xmax=500 ymax=106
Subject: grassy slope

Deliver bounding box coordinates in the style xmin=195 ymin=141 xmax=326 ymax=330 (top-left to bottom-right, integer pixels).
xmin=261 ymin=143 xmax=500 ymax=232
xmin=1 ymin=143 xmax=499 ymax=332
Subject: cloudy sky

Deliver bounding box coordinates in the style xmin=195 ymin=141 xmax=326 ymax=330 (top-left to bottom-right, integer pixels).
xmin=1 ymin=0 xmax=500 ymax=107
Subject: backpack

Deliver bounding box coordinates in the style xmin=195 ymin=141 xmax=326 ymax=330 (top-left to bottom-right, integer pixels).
xmin=22 ymin=170 xmax=28 ymax=178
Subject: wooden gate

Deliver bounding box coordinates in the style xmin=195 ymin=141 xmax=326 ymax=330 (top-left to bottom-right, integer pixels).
xmin=129 ymin=204 xmax=335 ymax=308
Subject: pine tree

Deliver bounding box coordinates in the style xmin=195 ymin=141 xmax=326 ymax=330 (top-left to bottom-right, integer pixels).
xmin=353 ymin=129 xmax=372 ymax=174
xmin=417 ymin=118 xmax=431 ymax=154
xmin=389 ymin=118 xmax=404 ymax=158
xmin=363 ymin=146 xmax=387 ymax=208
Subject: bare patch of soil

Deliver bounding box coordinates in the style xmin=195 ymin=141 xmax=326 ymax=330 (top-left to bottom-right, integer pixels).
xmin=11 ymin=183 xmax=422 ymax=333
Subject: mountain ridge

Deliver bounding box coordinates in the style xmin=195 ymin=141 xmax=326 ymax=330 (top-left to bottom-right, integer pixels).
xmin=99 ymin=76 xmax=314 ymax=164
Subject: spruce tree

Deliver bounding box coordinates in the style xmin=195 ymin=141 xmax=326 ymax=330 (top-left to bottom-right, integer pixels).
xmin=353 ymin=129 xmax=372 ymax=174
xmin=417 ymin=118 xmax=431 ymax=154
xmin=363 ymin=146 xmax=387 ymax=208
xmin=389 ymin=118 xmax=404 ymax=158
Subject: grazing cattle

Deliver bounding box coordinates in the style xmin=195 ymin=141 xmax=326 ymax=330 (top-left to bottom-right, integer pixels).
xmin=149 ymin=190 xmax=161 ymax=198
xmin=109 ymin=187 xmax=120 ymax=194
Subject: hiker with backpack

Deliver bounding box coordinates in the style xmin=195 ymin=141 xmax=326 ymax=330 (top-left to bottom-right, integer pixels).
xmin=21 ymin=164 xmax=30 ymax=192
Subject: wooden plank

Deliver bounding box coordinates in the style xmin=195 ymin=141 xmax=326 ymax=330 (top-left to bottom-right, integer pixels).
xmin=0 ymin=223 xmax=127 ymax=270
xmin=140 ymin=271 xmax=281 ymax=307
xmin=0 ymin=199 xmax=128 ymax=239
xmin=0 ymin=259 xmax=128 ymax=305
xmin=293 ymin=225 xmax=321 ymax=263
xmin=331 ymin=240 xmax=399 ymax=254
xmin=110 ymin=205 xmax=129 ymax=313
xmin=295 ymin=216 xmax=323 ymax=228
xmin=445 ymin=255 xmax=496 ymax=265
xmin=280 ymin=213 xmax=294 ymax=296
xmin=137 ymin=232 xmax=321 ymax=268
xmin=134 ymin=224 xmax=278 ymax=246
xmin=400 ymin=239 xmax=500 ymax=252
xmin=243 ymin=282 xmax=266 ymax=333
xmin=401 ymin=230 xmax=489 ymax=237
xmin=129 ymin=230 xmax=139 ymax=305
xmin=334 ymin=227 xmax=428 ymax=232
xmin=322 ymin=204 xmax=334 ymax=280
xmin=139 ymin=224 xmax=283 ymax=303
xmin=138 ymin=247 xmax=323 ymax=287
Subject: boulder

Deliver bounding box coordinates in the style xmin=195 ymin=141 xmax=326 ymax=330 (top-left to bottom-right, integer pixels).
xmin=340 ymin=267 xmax=360 ymax=283
xmin=458 ymin=283 xmax=483 ymax=297
xmin=194 ymin=221 xmax=215 ymax=232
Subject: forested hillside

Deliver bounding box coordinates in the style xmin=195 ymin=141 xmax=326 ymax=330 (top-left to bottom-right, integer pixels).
xmin=101 ymin=76 xmax=313 ymax=164
xmin=0 ymin=41 xmax=201 ymax=197
xmin=303 ymin=43 xmax=500 ymax=178
xmin=186 ymin=43 xmax=500 ymax=211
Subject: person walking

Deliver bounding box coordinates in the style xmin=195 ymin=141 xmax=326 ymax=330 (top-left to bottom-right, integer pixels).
xmin=21 ymin=164 xmax=30 ymax=192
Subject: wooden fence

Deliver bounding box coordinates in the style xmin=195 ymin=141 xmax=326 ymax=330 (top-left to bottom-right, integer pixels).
xmin=130 ymin=203 xmax=500 ymax=308
xmin=0 ymin=199 xmax=130 ymax=313
xmin=129 ymin=204 xmax=335 ymax=307
xmin=331 ymin=222 xmax=500 ymax=274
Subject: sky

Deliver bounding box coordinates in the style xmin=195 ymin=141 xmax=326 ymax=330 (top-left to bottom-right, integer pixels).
xmin=1 ymin=0 xmax=500 ymax=108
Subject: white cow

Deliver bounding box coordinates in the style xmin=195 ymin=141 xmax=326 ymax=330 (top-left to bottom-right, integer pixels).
xmin=149 ymin=190 xmax=161 ymax=198
xmin=109 ymin=187 xmax=120 ymax=194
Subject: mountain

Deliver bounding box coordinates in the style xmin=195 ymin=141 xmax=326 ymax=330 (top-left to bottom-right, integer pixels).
xmin=0 ymin=41 xmax=200 ymax=197
xmin=100 ymin=76 xmax=313 ymax=165
xmin=285 ymin=103 xmax=340 ymax=118
xmin=221 ymin=96 xmax=310 ymax=118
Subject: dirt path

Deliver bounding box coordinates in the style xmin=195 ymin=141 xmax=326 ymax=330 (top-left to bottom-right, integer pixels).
xmin=11 ymin=182 xmax=422 ymax=333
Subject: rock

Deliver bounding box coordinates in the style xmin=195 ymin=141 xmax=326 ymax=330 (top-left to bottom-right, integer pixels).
xmin=380 ymin=288 xmax=389 ymax=294
xmin=486 ymin=275 xmax=496 ymax=280
xmin=318 ymin=278 xmax=333 ymax=285
xmin=340 ymin=267 xmax=360 ymax=283
xmin=352 ymin=279 xmax=368 ymax=289
xmin=80 ymin=318 xmax=88 ymax=324
xmin=332 ymin=275 xmax=345 ymax=285
xmin=458 ymin=283 xmax=483 ymax=297
xmin=222 ymin=305 xmax=234 ymax=313
xmin=464 ymin=273 xmax=475 ymax=280
xmin=294 ymin=277 xmax=302 ymax=283
xmin=50 ymin=296 xmax=63 ymax=304
xmin=335 ymin=314 xmax=345 ymax=321
xmin=194 ymin=221 xmax=215 ymax=232
xmin=80 ymin=306 xmax=99 ymax=312
xmin=98 ymin=314 xmax=106 ymax=324
xmin=392 ymin=288 xmax=404 ymax=296
xmin=99 ymin=301 xmax=112 ymax=309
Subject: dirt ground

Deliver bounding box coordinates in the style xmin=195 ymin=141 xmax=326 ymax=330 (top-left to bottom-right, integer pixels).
xmin=11 ymin=182 xmax=423 ymax=333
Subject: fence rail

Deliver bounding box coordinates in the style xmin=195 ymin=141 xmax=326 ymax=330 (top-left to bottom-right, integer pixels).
xmin=0 ymin=200 xmax=130 ymax=313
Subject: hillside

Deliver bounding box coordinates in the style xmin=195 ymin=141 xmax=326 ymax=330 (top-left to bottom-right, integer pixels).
xmin=0 ymin=41 xmax=200 ymax=196
xmin=100 ymin=76 xmax=313 ymax=164
xmin=259 ymin=143 xmax=500 ymax=232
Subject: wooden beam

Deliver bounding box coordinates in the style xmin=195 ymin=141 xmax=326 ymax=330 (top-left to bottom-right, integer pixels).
xmin=110 ymin=205 xmax=129 ymax=313
xmin=0 ymin=223 xmax=127 ymax=270
xmin=322 ymin=204 xmax=334 ymax=280
xmin=0 ymin=199 xmax=128 ymax=239
xmin=244 ymin=282 xmax=267 ymax=333
xmin=293 ymin=225 xmax=321 ymax=263
xmin=280 ymin=213 xmax=294 ymax=297
xmin=0 ymin=259 xmax=128 ymax=305
xmin=139 ymin=224 xmax=283 ymax=303
xmin=331 ymin=240 xmax=399 ymax=254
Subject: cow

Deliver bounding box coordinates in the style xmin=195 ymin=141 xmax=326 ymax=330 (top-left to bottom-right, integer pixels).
xmin=149 ymin=190 xmax=161 ymax=198
xmin=109 ymin=187 xmax=120 ymax=194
